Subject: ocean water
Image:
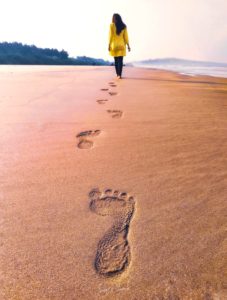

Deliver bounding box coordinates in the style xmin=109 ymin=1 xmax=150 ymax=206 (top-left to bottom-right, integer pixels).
xmin=134 ymin=63 xmax=227 ymax=79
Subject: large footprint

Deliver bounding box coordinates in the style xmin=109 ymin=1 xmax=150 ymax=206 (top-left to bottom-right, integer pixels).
xmin=89 ymin=188 xmax=135 ymax=277
xmin=76 ymin=130 xmax=101 ymax=149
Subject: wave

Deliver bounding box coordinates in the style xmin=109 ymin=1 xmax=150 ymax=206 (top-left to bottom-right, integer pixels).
xmin=133 ymin=58 xmax=227 ymax=78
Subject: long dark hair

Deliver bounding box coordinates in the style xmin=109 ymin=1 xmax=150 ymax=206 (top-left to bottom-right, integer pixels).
xmin=112 ymin=13 xmax=126 ymax=35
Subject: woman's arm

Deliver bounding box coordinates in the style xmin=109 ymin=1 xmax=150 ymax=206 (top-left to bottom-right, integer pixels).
xmin=123 ymin=28 xmax=131 ymax=51
xmin=108 ymin=24 xmax=113 ymax=51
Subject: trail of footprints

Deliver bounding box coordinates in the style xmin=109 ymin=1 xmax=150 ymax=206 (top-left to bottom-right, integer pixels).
xmin=89 ymin=188 xmax=135 ymax=277
xmin=101 ymin=83 xmax=122 ymax=117
xmin=76 ymin=80 xmax=134 ymax=277
xmin=76 ymin=81 xmax=123 ymax=149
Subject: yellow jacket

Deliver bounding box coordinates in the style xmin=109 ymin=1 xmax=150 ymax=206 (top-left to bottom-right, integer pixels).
xmin=109 ymin=23 xmax=129 ymax=57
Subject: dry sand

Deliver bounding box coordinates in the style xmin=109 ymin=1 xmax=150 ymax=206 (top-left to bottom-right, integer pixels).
xmin=0 ymin=65 xmax=227 ymax=299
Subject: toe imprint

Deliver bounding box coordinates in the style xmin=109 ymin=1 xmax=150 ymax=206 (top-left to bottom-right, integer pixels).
xmin=76 ymin=130 xmax=101 ymax=149
xmin=89 ymin=188 xmax=135 ymax=277
xmin=101 ymin=88 xmax=109 ymax=91
xmin=107 ymin=110 xmax=123 ymax=119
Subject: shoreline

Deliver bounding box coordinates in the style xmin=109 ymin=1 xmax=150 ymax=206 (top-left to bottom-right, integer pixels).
xmin=0 ymin=63 xmax=227 ymax=79
xmin=1 ymin=63 xmax=227 ymax=79
xmin=132 ymin=63 xmax=227 ymax=79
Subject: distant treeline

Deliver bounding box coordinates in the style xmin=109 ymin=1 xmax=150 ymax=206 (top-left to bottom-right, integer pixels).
xmin=0 ymin=42 xmax=110 ymax=65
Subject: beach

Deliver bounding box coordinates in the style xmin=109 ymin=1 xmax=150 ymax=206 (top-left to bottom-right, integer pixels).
xmin=0 ymin=65 xmax=227 ymax=299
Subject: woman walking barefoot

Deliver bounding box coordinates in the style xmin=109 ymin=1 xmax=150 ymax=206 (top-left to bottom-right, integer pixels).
xmin=108 ymin=14 xmax=131 ymax=79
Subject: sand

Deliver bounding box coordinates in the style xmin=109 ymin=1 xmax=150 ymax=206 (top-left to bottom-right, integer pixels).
xmin=0 ymin=65 xmax=227 ymax=299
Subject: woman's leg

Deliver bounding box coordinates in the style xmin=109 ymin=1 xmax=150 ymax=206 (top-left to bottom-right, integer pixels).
xmin=114 ymin=57 xmax=123 ymax=77
xmin=118 ymin=56 xmax=123 ymax=77
xmin=114 ymin=57 xmax=119 ymax=76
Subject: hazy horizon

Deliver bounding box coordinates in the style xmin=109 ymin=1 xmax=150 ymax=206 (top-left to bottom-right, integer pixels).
xmin=1 ymin=0 xmax=227 ymax=63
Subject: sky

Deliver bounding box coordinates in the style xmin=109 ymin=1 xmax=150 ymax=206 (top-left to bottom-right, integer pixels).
xmin=0 ymin=0 xmax=227 ymax=63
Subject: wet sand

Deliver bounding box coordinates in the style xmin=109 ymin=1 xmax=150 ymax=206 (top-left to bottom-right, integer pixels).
xmin=0 ymin=66 xmax=227 ymax=299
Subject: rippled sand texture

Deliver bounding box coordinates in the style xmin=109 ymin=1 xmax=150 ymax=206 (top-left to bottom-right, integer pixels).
xmin=0 ymin=66 xmax=227 ymax=299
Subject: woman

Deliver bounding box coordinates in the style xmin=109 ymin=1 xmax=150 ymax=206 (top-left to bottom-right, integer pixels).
xmin=108 ymin=14 xmax=131 ymax=79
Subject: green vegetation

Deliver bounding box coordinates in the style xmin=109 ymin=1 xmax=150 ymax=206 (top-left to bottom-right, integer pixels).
xmin=0 ymin=42 xmax=110 ymax=65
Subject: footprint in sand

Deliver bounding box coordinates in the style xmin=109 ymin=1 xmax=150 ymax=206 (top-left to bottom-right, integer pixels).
xmin=109 ymin=92 xmax=118 ymax=96
xmin=101 ymin=88 xmax=109 ymax=91
xmin=109 ymin=83 xmax=117 ymax=87
xmin=89 ymin=188 xmax=135 ymax=277
xmin=97 ymin=99 xmax=108 ymax=105
xmin=76 ymin=130 xmax=101 ymax=149
xmin=107 ymin=110 xmax=123 ymax=119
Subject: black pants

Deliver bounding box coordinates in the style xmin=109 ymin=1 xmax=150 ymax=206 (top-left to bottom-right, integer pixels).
xmin=114 ymin=56 xmax=123 ymax=77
